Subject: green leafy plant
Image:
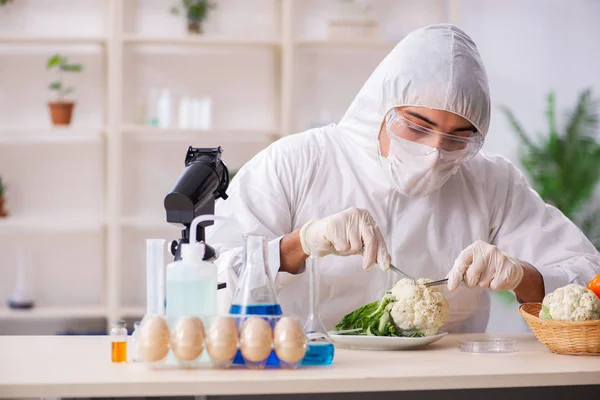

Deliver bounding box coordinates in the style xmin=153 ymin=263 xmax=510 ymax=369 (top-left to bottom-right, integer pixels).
xmin=171 ymin=0 xmax=215 ymax=21
xmin=46 ymin=54 xmax=83 ymax=101
xmin=0 ymin=0 xmax=13 ymax=6
xmin=501 ymin=89 xmax=600 ymax=249
xmin=0 ymin=176 xmax=5 ymax=197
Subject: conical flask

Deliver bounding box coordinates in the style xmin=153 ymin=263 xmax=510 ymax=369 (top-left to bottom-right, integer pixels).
xmin=301 ymin=256 xmax=335 ymax=366
xmin=229 ymin=234 xmax=282 ymax=316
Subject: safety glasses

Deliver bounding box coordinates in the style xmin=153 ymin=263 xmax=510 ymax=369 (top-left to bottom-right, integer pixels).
xmin=386 ymin=109 xmax=484 ymax=162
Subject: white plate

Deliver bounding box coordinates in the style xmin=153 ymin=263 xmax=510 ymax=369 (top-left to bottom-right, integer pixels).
xmin=328 ymin=331 xmax=448 ymax=350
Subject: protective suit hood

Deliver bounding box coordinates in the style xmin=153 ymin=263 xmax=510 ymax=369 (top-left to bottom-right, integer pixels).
xmin=338 ymin=24 xmax=491 ymax=153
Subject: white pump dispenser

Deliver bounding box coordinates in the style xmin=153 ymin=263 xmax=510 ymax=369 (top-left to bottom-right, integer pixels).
xmin=166 ymin=215 xmax=221 ymax=318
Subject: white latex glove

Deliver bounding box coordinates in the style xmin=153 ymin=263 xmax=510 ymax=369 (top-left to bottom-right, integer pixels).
xmin=299 ymin=207 xmax=391 ymax=271
xmin=447 ymin=240 xmax=524 ymax=291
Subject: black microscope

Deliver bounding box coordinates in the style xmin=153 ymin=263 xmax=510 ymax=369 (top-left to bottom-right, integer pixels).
xmin=164 ymin=146 xmax=230 ymax=288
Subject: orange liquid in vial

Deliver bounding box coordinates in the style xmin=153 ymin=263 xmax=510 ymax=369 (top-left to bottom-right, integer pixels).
xmin=111 ymin=341 xmax=127 ymax=363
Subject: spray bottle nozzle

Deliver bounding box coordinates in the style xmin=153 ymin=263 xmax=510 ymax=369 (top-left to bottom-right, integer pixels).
xmin=184 ymin=214 xmax=224 ymax=263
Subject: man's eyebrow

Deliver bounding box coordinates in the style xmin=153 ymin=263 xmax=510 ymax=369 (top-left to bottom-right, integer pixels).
xmin=405 ymin=110 xmax=475 ymax=132
xmin=452 ymin=125 xmax=476 ymax=132
xmin=405 ymin=110 xmax=437 ymax=127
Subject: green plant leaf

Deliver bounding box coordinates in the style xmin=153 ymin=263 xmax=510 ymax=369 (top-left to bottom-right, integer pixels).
xmin=48 ymin=81 xmax=62 ymax=90
xmin=334 ymin=296 xmax=395 ymax=335
xmin=174 ymin=0 xmax=216 ymax=20
xmin=404 ymin=331 xmax=425 ymax=338
xmin=565 ymin=89 xmax=599 ymax=142
xmin=60 ymin=64 xmax=83 ymax=72
xmin=546 ymin=92 xmax=558 ymax=139
xmin=540 ymin=304 xmax=552 ymax=320
xmin=46 ymin=54 xmax=65 ymax=69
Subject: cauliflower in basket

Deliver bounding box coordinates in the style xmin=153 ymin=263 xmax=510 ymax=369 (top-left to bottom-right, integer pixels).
xmin=388 ymin=278 xmax=449 ymax=336
xmin=540 ymin=284 xmax=600 ymax=321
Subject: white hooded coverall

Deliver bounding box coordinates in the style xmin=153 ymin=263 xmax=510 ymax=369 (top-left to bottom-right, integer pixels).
xmin=206 ymin=24 xmax=600 ymax=333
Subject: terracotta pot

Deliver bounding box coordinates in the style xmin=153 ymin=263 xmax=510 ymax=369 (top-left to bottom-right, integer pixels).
xmin=187 ymin=18 xmax=203 ymax=35
xmin=48 ymin=101 xmax=75 ymax=125
xmin=0 ymin=196 xmax=8 ymax=217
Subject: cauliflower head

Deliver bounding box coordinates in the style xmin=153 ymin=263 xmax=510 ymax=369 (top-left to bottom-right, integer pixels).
xmin=388 ymin=278 xmax=449 ymax=336
xmin=540 ymin=283 xmax=600 ymax=321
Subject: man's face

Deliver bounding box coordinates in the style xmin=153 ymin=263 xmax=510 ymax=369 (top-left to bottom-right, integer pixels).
xmin=379 ymin=106 xmax=476 ymax=158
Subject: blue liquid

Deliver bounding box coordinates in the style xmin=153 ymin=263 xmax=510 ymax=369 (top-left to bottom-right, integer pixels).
xmin=301 ymin=343 xmax=335 ymax=366
xmin=229 ymin=303 xmax=282 ymax=366
xmin=229 ymin=303 xmax=282 ymax=315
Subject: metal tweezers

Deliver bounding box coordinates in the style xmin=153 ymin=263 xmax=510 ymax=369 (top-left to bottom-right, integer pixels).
xmin=423 ymin=278 xmax=448 ymax=288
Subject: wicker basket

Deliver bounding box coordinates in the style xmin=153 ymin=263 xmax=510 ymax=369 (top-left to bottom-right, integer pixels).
xmin=519 ymin=303 xmax=600 ymax=356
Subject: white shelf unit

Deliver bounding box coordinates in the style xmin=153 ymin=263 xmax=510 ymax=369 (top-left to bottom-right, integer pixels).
xmin=0 ymin=217 xmax=104 ymax=235
xmin=0 ymin=36 xmax=107 ymax=45
xmin=123 ymin=35 xmax=281 ymax=47
xmin=0 ymin=305 xmax=107 ymax=320
xmin=0 ymin=128 xmax=104 ymax=145
xmin=0 ymin=0 xmax=452 ymax=330
xmin=294 ymin=38 xmax=398 ymax=49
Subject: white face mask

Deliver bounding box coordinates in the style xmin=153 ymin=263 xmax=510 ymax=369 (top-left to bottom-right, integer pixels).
xmin=380 ymin=136 xmax=461 ymax=197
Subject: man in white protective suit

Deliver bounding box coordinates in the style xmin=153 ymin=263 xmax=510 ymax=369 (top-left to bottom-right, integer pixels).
xmin=206 ymin=24 xmax=600 ymax=333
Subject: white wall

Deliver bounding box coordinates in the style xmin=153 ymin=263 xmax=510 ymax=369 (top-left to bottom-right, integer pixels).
xmin=458 ymin=0 xmax=600 ymax=163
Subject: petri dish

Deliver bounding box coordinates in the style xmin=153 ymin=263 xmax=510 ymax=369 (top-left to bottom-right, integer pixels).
xmin=458 ymin=338 xmax=517 ymax=353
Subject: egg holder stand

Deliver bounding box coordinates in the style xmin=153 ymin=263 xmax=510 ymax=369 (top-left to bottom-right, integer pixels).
xmin=135 ymin=313 xmax=309 ymax=370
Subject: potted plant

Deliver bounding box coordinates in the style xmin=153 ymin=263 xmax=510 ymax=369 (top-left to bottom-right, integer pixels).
xmin=46 ymin=54 xmax=83 ymax=126
xmin=0 ymin=176 xmax=8 ymax=218
xmin=502 ymin=89 xmax=600 ymax=249
xmin=171 ymin=0 xmax=216 ymax=35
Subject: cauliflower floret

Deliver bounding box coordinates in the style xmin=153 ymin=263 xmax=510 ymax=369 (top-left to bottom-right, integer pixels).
xmin=388 ymin=278 xmax=449 ymax=336
xmin=541 ymin=284 xmax=600 ymax=321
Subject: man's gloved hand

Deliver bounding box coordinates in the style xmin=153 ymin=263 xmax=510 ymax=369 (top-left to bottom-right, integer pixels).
xmin=299 ymin=207 xmax=391 ymax=271
xmin=447 ymin=240 xmax=524 ymax=291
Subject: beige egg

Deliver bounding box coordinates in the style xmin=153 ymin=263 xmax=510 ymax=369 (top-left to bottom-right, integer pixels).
xmin=273 ymin=317 xmax=307 ymax=364
xmin=137 ymin=316 xmax=170 ymax=362
xmin=206 ymin=316 xmax=239 ymax=362
xmin=240 ymin=317 xmax=273 ymax=363
xmin=137 ymin=342 xmax=169 ymax=362
xmin=171 ymin=317 xmax=205 ymax=361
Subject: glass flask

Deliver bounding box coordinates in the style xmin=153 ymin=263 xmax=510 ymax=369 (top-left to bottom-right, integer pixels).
xmin=301 ymin=256 xmax=335 ymax=366
xmin=229 ymin=234 xmax=282 ymax=366
xmin=230 ymin=234 xmax=282 ymax=315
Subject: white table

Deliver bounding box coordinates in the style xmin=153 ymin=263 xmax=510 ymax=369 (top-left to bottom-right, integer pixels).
xmin=1 ymin=334 xmax=599 ymax=398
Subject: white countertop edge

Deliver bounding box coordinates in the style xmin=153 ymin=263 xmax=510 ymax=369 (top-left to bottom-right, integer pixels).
xmin=2 ymin=371 xmax=599 ymax=398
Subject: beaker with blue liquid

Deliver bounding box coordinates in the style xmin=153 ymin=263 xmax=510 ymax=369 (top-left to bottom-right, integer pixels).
xmin=229 ymin=234 xmax=282 ymax=366
xmin=301 ymin=256 xmax=335 ymax=366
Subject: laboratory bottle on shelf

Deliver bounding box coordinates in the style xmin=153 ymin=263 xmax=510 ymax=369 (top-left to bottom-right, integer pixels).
xmin=130 ymin=321 xmax=141 ymax=362
xmin=229 ymin=234 xmax=282 ymax=366
xmin=301 ymin=256 xmax=335 ymax=366
xmin=111 ymin=320 xmax=128 ymax=363
xmin=157 ymin=89 xmax=172 ymax=128
xmin=146 ymin=88 xmax=160 ymax=127
xmin=7 ymin=245 xmax=34 ymax=310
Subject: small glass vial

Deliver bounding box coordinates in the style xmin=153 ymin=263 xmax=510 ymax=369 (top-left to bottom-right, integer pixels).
xmin=110 ymin=320 xmax=128 ymax=363
xmin=130 ymin=321 xmax=141 ymax=362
